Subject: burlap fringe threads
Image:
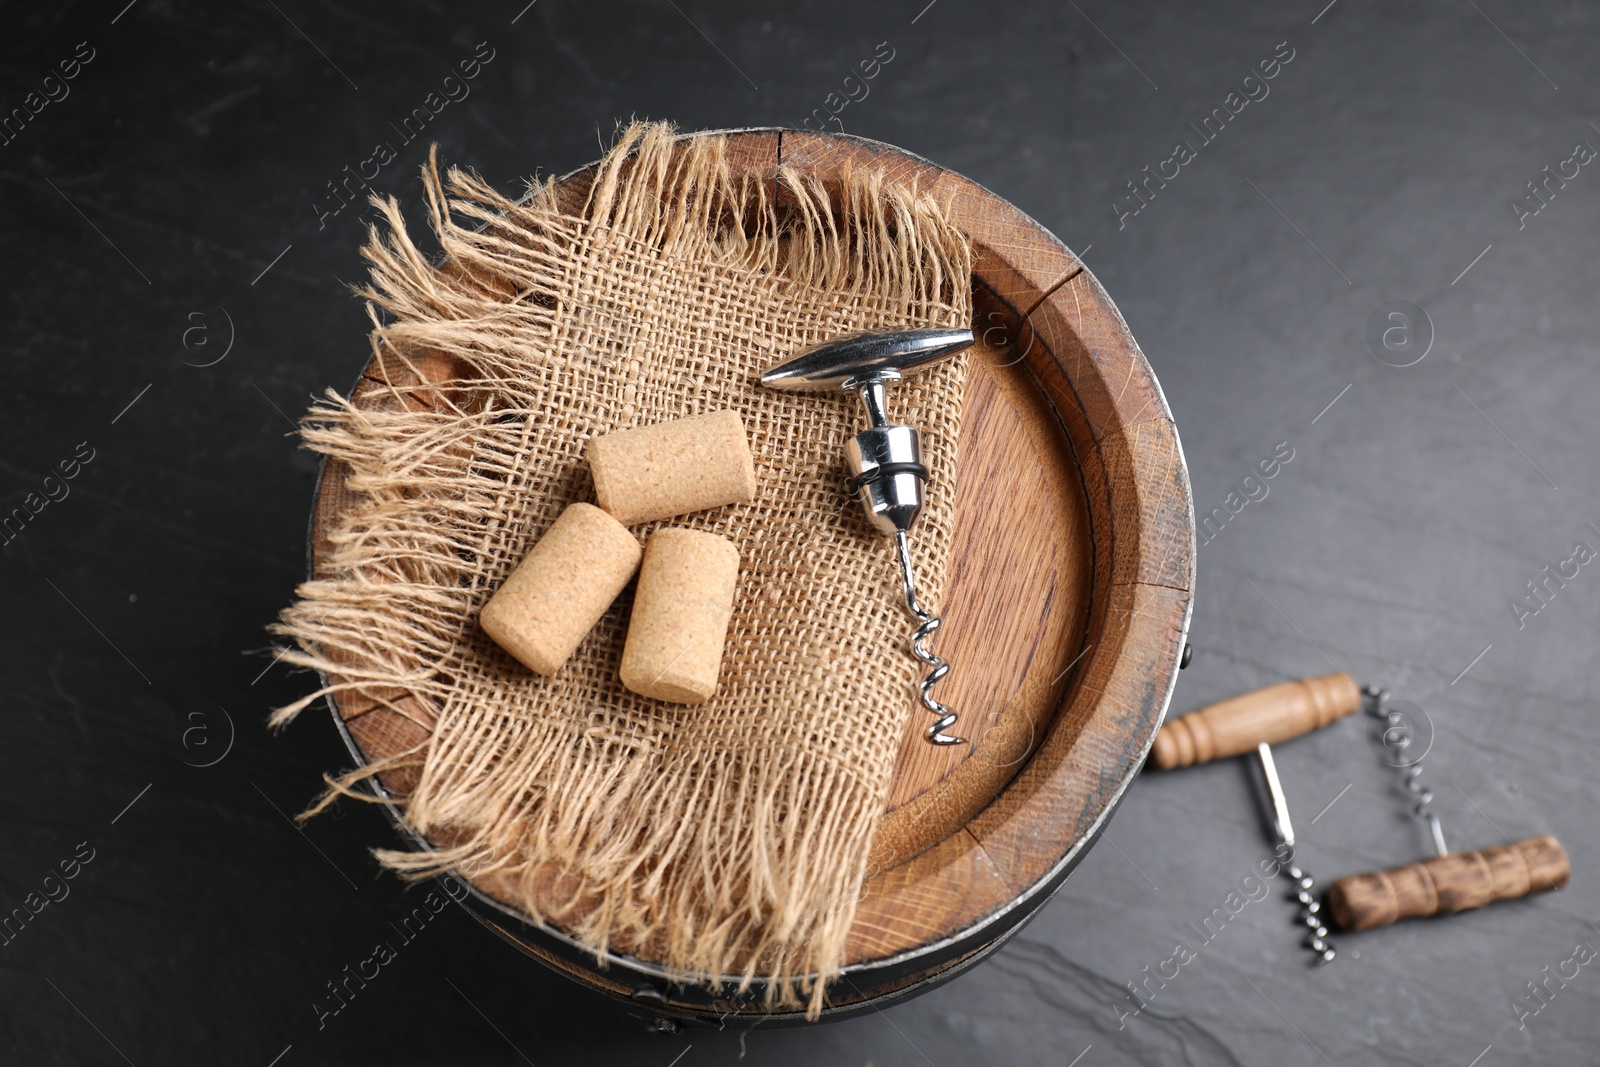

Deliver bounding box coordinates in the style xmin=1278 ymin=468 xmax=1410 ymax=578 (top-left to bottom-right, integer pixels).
xmin=272 ymin=122 xmax=973 ymax=1017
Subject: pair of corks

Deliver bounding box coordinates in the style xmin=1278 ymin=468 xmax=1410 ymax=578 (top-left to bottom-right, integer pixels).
xmin=479 ymin=410 xmax=754 ymax=703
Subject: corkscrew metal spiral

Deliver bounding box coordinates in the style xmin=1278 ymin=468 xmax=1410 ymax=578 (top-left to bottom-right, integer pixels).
xmin=1364 ymin=685 xmax=1447 ymax=856
xmin=760 ymin=327 xmax=974 ymax=746
xmin=896 ymin=530 xmax=962 ymax=744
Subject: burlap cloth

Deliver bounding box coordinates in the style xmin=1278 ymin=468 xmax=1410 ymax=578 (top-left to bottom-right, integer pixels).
xmin=272 ymin=123 xmax=973 ymax=1014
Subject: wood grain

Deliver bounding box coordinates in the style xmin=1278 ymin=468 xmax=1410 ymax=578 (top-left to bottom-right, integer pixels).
xmin=1326 ymin=835 xmax=1570 ymax=932
xmin=1151 ymin=672 xmax=1361 ymax=770
xmin=308 ymin=129 xmax=1194 ymax=1005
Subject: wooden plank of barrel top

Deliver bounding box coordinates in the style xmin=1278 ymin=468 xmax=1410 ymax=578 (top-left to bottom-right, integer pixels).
xmin=1150 ymin=672 xmax=1361 ymax=770
xmin=1326 ymin=835 xmax=1570 ymax=932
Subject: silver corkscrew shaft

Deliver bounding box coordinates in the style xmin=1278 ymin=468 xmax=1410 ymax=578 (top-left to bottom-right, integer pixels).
xmin=1255 ymin=742 xmax=1336 ymax=965
xmin=895 ymin=530 xmax=961 ymax=745
xmin=761 ymin=327 xmax=974 ymax=746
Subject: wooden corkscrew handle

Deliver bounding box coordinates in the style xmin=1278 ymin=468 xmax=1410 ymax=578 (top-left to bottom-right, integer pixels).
xmin=1326 ymin=835 xmax=1570 ymax=932
xmin=1150 ymin=672 xmax=1361 ymax=770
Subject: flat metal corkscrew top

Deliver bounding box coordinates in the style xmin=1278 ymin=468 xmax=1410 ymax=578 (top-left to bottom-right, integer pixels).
xmin=758 ymin=328 xmax=976 ymax=393
xmin=760 ymin=327 xmax=975 ymax=745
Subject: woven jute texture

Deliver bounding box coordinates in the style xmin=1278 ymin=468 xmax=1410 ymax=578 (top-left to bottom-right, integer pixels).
xmin=272 ymin=123 xmax=973 ymax=1014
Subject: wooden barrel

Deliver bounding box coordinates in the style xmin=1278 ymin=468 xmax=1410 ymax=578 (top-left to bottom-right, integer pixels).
xmin=308 ymin=128 xmax=1195 ymax=1025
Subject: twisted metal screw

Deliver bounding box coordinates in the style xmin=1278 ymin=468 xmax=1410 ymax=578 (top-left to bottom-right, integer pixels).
xmin=1364 ymin=685 xmax=1447 ymax=856
xmin=895 ymin=530 xmax=962 ymax=745
xmin=1286 ymin=863 xmax=1336 ymax=965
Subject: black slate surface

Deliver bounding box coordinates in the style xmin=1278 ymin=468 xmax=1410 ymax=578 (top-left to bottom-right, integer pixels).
xmin=3 ymin=1 xmax=1598 ymax=1064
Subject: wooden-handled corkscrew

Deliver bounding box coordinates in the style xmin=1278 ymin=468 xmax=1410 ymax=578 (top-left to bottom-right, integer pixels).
xmin=1317 ymin=685 xmax=1570 ymax=933
xmin=1150 ymin=674 xmax=1572 ymax=955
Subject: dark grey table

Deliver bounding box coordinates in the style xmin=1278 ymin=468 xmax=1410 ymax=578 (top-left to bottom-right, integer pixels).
xmin=4 ymin=1 xmax=1595 ymax=1063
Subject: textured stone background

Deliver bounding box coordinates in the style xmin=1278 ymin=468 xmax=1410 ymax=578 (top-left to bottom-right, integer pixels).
xmin=2 ymin=1 xmax=1596 ymax=1064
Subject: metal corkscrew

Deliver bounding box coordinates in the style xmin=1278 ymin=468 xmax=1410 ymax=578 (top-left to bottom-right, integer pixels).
xmin=761 ymin=327 xmax=975 ymax=745
xmin=1154 ymin=673 xmax=1570 ymax=946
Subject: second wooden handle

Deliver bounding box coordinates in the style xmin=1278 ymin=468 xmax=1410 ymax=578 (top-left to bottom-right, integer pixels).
xmin=1150 ymin=672 xmax=1361 ymax=769
xmin=1326 ymin=835 xmax=1570 ymax=932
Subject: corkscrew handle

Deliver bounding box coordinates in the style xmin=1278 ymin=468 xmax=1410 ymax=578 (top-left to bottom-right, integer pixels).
xmin=1325 ymin=835 xmax=1570 ymax=932
xmin=1151 ymin=672 xmax=1361 ymax=770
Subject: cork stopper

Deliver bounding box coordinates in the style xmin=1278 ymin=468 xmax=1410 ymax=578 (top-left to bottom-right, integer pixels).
xmin=620 ymin=528 xmax=739 ymax=704
xmin=480 ymin=502 xmax=642 ymax=676
xmin=587 ymin=410 xmax=757 ymax=526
